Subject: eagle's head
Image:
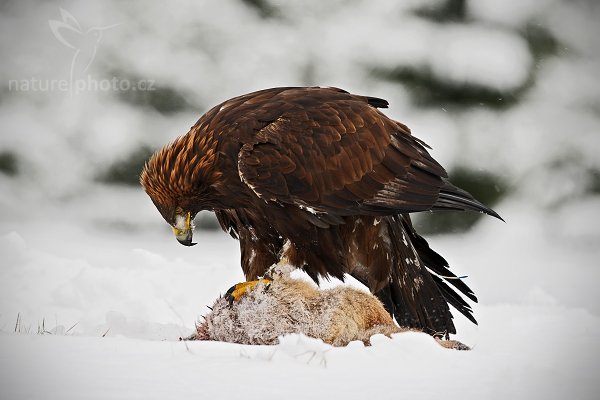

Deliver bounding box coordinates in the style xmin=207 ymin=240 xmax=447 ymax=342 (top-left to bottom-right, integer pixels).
xmin=140 ymin=130 xmax=221 ymax=247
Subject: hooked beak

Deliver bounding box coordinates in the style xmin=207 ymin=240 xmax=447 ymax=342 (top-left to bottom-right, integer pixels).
xmin=173 ymin=211 xmax=196 ymax=246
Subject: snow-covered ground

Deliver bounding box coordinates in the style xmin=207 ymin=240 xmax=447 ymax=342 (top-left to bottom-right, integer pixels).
xmin=1 ymin=0 xmax=600 ymax=399
xmin=1 ymin=184 xmax=598 ymax=399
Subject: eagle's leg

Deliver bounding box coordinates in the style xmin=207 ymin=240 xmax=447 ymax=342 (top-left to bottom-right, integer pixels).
xmin=224 ymin=278 xmax=272 ymax=304
xmin=224 ymin=256 xmax=296 ymax=303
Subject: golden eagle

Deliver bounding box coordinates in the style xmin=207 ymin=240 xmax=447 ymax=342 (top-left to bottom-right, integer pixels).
xmin=140 ymin=87 xmax=501 ymax=337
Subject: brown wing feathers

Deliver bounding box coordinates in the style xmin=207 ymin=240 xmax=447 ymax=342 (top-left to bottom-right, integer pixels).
xmin=238 ymin=89 xmax=491 ymax=221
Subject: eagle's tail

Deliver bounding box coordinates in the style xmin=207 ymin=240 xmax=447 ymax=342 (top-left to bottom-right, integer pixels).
xmin=375 ymin=215 xmax=477 ymax=338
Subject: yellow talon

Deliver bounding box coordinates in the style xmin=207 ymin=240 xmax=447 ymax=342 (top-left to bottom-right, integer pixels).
xmin=225 ymin=279 xmax=272 ymax=304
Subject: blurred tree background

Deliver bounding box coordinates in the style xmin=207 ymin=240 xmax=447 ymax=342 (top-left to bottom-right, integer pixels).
xmin=0 ymin=0 xmax=598 ymax=236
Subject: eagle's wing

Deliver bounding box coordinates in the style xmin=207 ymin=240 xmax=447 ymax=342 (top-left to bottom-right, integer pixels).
xmin=233 ymin=88 xmax=497 ymax=334
xmin=238 ymin=91 xmax=477 ymax=221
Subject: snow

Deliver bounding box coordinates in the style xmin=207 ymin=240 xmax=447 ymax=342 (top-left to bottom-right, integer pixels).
xmin=1 ymin=196 xmax=599 ymax=399
xmin=428 ymin=24 xmax=532 ymax=90
xmin=0 ymin=305 xmax=598 ymax=400
xmin=1 ymin=0 xmax=600 ymax=398
xmin=1 ymin=306 xmax=598 ymax=400
xmin=469 ymin=0 xmax=557 ymax=28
